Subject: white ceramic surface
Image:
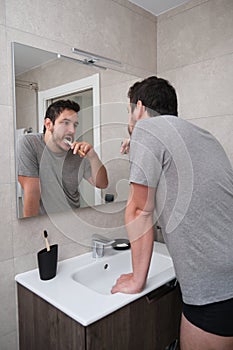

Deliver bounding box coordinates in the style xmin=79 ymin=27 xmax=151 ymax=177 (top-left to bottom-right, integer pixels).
xmin=72 ymin=246 xmax=173 ymax=295
xmin=15 ymin=242 xmax=175 ymax=326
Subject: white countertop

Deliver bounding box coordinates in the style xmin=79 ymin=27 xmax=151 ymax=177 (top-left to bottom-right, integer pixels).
xmin=15 ymin=242 xmax=175 ymax=326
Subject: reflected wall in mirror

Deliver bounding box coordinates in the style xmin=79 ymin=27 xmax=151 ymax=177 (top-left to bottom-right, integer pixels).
xmin=13 ymin=43 xmax=141 ymax=218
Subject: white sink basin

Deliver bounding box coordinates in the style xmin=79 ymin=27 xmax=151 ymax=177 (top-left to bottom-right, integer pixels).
xmin=72 ymin=248 xmax=173 ymax=295
xmin=15 ymin=242 xmax=175 ymax=326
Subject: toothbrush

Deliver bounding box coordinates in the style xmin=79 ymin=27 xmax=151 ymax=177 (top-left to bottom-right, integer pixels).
xmin=63 ymin=138 xmax=86 ymax=157
xmin=43 ymin=230 xmax=50 ymax=252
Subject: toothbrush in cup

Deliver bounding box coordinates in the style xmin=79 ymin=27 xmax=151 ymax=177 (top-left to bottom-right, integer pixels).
xmin=43 ymin=230 xmax=50 ymax=252
xmin=63 ymin=137 xmax=86 ymax=157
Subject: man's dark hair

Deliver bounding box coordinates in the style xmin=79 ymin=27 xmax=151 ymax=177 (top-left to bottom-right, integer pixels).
xmin=43 ymin=99 xmax=80 ymax=133
xmin=128 ymin=76 xmax=178 ymax=117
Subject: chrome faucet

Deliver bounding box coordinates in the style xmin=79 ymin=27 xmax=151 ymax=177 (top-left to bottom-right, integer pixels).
xmin=92 ymin=234 xmax=115 ymax=259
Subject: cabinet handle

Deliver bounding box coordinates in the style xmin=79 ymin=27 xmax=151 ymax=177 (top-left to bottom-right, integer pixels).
xmin=146 ymin=279 xmax=178 ymax=303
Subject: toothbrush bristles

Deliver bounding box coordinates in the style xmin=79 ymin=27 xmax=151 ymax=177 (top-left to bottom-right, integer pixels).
xmin=64 ymin=138 xmax=72 ymax=146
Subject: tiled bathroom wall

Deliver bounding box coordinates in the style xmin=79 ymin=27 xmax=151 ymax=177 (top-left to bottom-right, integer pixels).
xmin=157 ymin=0 xmax=233 ymax=164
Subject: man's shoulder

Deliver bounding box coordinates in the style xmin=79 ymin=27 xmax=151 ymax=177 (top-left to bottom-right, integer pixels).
xmin=21 ymin=133 xmax=44 ymax=145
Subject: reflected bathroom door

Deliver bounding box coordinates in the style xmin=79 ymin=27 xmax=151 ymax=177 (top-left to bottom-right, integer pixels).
xmin=38 ymin=74 xmax=101 ymax=208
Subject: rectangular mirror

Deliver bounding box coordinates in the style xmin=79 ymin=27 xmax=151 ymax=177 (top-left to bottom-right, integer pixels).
xmin=13 ymin=42 xmax=141 ymax=218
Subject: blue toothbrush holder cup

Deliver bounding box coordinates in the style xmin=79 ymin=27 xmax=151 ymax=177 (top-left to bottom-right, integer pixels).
xmin=37 ymin=244 xmax=58 ymax=280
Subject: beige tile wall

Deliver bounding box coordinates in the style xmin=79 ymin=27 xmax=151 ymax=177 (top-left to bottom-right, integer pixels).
xmin=0 ymin=1 xmax=156 ymax=349
xmin=157 ymin=0 xmax=233 ymax=164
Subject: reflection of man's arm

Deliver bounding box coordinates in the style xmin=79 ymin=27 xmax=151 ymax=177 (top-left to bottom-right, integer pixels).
xmin=18 ymin=176 xmax=41 ymax=217
xmin=71 ymin=141 xmax=108 ymax=189
xmin=87 ymin=150 xmax=108 ymax=189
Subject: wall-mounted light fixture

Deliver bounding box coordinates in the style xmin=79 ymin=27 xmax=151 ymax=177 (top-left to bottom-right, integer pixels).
xmin=71 ymin=47 xmax=122 ymax=67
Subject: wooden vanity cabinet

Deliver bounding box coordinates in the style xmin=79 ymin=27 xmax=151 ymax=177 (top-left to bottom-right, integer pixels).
xmin=17 ymin=280 xmax=182 ymax=350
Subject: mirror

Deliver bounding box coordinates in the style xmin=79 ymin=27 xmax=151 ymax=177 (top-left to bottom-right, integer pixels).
xmin=13 ymin=42 xmax=142 ymax=218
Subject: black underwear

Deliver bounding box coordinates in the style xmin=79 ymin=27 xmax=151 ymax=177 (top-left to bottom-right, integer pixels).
xmin=183 ymin=297 xmax=233 ymax=337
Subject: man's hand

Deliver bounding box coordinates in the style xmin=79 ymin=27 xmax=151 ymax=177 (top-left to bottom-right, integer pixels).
xmin=111 ymin=273 xmax=145 ymax=294
xmin=71 ymin=141 xmax=93 ymax=158
xmin=120 ymin=138 xmax=130 ymax=154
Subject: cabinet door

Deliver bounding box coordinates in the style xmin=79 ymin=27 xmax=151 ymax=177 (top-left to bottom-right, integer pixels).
xmin=86 ymin=281 xmax=182 ymax=350
xmin=17 ymin=284 xmax=86 ymax=350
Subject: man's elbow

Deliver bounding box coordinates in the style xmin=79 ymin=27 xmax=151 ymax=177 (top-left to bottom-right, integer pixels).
xmin=97 ymin=169 xmax=109 ymax=189
xmin=97 ymin=178 xmax=108 ymax=189
xmin=90 ymin=174 xmax=108 ymax=189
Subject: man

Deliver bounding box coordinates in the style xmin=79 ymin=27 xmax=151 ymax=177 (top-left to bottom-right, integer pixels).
xmin=111 ymin=76 xmax=233 ymax=349
xmin=17 ymin=99 xmax=108 ymax=217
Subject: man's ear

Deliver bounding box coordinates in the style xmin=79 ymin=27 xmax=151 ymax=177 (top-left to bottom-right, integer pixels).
xmin=44 ymin=118 xmax=53 ymax=132
xmin=135 ymin=100 xmax=145 ymax=120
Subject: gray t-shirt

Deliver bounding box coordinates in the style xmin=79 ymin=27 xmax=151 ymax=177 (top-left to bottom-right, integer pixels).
xmin=129 ymin=116 xmax=233 ymax=305
xmin=17 ymin=133 xmax=92 ymax=214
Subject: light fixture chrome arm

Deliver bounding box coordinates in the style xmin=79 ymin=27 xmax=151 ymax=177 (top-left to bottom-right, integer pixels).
xmin=72 ymin=47 xmax=122 ymax=66
xmin=57 ymin=53 xmax=107 ymax=69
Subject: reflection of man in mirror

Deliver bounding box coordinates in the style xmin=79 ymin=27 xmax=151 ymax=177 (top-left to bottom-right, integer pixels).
xmin=17 ymin=100 xmax=108 ymax=217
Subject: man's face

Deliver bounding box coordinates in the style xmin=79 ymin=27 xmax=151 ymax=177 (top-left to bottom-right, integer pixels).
xmin=48 ymin=109 xmax=79 ymax=152
xmin=127 ymin=100 xmax=149 ymax=137
xmin=127 ymin=102 xmax=136 ymax=136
